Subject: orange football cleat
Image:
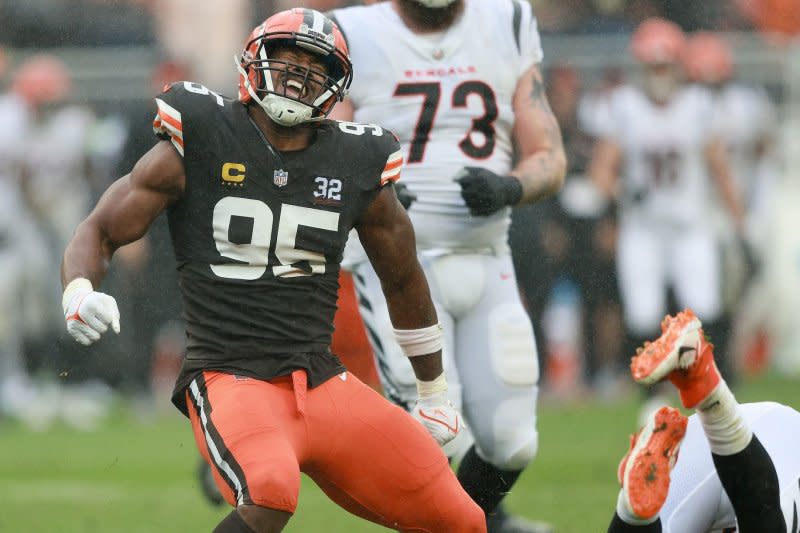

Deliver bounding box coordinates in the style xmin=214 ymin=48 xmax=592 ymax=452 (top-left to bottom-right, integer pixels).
xmin=630 ymin=309 xmax=721 ymax=408
xmin=618 ymin=406 xmax=688 ymax=520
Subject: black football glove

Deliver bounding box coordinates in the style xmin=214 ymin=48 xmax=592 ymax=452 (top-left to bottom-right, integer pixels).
xmin=455 ymin=167 xmax=523 ymax=216
xmin=393 ymin=182 xmax=417 ymax=210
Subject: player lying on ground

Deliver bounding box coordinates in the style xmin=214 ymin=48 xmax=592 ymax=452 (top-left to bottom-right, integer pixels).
xmin=610 ymin=309 xmax=799 ymax=532
xmin=61 ymin=8 xmax=485 ymax=533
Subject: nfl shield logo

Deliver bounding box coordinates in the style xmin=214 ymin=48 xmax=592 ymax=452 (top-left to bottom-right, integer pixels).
xmin=273 ymin=169 xmax=288 ymax=187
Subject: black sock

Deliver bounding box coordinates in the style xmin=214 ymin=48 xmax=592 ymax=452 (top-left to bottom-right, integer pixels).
xmin=485 ymin=502 xmax=510 ymax=530
xmin=712 ymin=436 xmax=786 ymax=533
xmin=213 ymin=510 xmax=257 ymax=533
xmin=608 ymin=512 xmax=662 ymax=532
xmin=457 ymin=445 xmax=522 ymax=515
xmin=702 ymin=317 xmax=735 ymax=383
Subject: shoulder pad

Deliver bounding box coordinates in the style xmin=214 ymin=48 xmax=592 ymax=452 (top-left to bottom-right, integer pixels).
xmin=331 ymin=120 xmax=403 ymax=189
xmin=152 ymin=81 xmax=229 ymax=157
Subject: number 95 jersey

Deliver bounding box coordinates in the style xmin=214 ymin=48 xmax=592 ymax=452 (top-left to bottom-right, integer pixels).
xmin=332 ymin=0 xmax=542 ymax=251
xmin=152 ymin=81 xmax=402 ymax=409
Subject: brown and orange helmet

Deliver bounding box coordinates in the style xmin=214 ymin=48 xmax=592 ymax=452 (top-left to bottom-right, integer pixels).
xmin=236 ymin=8 xmax=352 ymax=126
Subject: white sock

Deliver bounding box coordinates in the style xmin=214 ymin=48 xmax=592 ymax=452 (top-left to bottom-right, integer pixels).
xmin=696 ymin=380 xmax=753 ymax=456
xmin=616 ymin=490 xmax=659 ymax=525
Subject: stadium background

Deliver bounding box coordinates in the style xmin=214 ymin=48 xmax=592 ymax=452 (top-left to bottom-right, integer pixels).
xmin=0 ymin=0 xmax=798 ymax=531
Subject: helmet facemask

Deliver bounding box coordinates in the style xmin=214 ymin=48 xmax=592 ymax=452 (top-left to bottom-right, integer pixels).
xmin=237 ymin=33 xmax=351 ymax=127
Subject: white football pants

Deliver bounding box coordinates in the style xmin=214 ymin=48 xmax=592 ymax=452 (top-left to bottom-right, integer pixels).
xmin=617 ymin=219 xmax=723 ymax=337
xmin=658 ymin=402 xmax=800 ymax=532
xmin=351 ymin=251 xmax=539 ymax=471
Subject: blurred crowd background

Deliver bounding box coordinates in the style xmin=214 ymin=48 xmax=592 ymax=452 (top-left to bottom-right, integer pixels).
xmin=0 ymin=0 xmax=799 ymax=431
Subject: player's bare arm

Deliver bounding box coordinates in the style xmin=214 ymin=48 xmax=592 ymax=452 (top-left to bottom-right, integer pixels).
xmin=705 ymin=137 xmax=745 ymax=229
xmin=356 ymin=183 xmax=463 ymax=447
xmin=355 ymin=185 xmax=442 ymax=381
xmin=60 ymin=141 xmax=184 ymax=345
xmin=589 ymin=137 xmax=623 ymax=199
xmin=61 ymin=140 xmax=185 ymax=288
xmin=510 ymin=64 xmax=567 ymax=204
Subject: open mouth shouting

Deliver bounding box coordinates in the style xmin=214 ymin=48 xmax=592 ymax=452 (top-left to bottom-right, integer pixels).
xmin=282 ymin=77 xmax=309 ymax=100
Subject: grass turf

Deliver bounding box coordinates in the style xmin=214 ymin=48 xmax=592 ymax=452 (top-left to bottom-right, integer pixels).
xmin=0 ymin=373 xmax=796 ymax=532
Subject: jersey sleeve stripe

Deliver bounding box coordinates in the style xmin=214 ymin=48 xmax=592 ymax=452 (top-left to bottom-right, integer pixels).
xmin=383 ymin=158 xmax=403 ymax=172
xmin=153 ymin=98 xmax=185 ymax=157
xmin=380 ymin=149 xmax=403 ymax=182
xmin=156 ymin=100 xmax=183 ymax=132
xmin=159 ymin=108 xmax=183 ymax=132
xmin=152 ymin=117 xmax=185 ymax=156
xmin=380 ymin=168 xmax=401 ymax=185
xmin=384 ymin=149 xmax=403 ymax=165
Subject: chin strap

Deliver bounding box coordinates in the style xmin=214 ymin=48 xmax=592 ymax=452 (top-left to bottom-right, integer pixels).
xmin=235 ymin=49 xmax=350 ymax=127
xmin=234 ymin=55 xmax=314 ymax=127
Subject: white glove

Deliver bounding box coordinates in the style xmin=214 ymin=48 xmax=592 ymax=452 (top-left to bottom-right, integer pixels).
xmin=62 ymin=278 xmax=120 ymax=346
xmin=411 ymin=374 xmax=464 ymax=447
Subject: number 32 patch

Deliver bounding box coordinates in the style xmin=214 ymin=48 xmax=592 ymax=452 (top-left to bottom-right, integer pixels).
xmin=314 ymin=177 xmax=342 ymax=203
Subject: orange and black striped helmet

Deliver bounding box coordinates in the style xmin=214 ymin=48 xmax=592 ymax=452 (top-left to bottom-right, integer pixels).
xmin=236 ymin=8 xmax=352 ymax=126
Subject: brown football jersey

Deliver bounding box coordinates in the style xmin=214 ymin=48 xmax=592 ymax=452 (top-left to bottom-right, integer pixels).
xmin=152 ymin=81 xmax=402 ymax=414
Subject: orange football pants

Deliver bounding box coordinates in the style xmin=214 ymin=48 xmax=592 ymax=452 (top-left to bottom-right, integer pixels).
xmin=186 ymin=370 xmax=485 ymax=533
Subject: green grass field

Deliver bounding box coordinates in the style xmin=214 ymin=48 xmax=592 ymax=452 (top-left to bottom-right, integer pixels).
xmin=1 ymin=374 xmax=797 ymax=532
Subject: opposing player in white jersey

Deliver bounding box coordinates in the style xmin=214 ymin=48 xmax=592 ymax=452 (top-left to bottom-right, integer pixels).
xmin=609 ymin=309 xmax=798 ymax=532
xmin=682 ymin=32 xmax=778 ymax=368
xmin=589 ymin=18 xmax=745 ymax=376
xmin=683 ymin=32 xmax=776 ymax=247
xmin=329 ymin=1 xmax=566 ymax=531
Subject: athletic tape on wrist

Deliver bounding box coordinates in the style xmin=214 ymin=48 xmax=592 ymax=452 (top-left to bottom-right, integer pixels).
xmin=416 ymin=371 xmax=448 ymax=398
xmin=62 ymin=278 xmax=93 ymax=315
xmin=392 ymin=323 xmax=443 ymax=357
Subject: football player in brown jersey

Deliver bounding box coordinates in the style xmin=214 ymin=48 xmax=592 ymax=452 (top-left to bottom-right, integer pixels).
xmin=61 ymin=8 xmax=484 ymax=533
